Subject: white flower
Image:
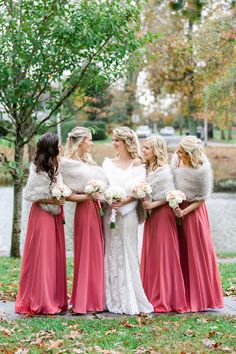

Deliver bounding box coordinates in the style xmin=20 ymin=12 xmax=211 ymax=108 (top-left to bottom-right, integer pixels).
xmin=104 ymin=185 xmax=126 ymax=205
xmin=166 ymin=190 xmax=186 ymax=209
xmin=133 ymin=181 xmax=152 ymax=199
xmin=52 ymin=183 xmax=72 ymax=200
xmin=52 ymin=186 xmax=62 ymax=200
xmin=85 ymin=179 xmax=106 ymax=194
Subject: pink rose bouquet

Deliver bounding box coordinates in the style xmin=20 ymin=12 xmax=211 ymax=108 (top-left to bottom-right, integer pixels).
xmin=85 ymin=179 xmax=106 ymax=216
xmin=52 ymin=183 xmax=72 ymax=224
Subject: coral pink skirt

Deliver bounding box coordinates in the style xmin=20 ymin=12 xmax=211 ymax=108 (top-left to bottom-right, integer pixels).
xmin=178 ymin=201 xmax=224 ymax=312
xmin=141 ymin=204 xmax=188 ymax=313
xmin=70 ymin=200 xmax=105 ymax=314
xmin=15 ymin=203 xmax=68 ymax=314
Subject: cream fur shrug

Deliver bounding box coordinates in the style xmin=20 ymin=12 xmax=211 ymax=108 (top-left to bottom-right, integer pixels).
xmin=60 ymin=157 xmax=107 ymax=192
xmin=171 ymin=154 xmax=213 ymax=202
xmin=147 ymin=165 xmax=175 ymax=201
xmin=23 ymin=163 xmax=63 ymax=215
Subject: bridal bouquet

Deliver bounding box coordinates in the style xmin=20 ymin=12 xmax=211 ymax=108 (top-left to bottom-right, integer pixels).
xmin=166 ymin=190 xmax=186 ymax=225
xmin=133 ymin=181 xmax=152 ymax=199
xmin=85 ymin=179 xmax=106 ymax=216
xmin=104 ymin=186 xmax=126 ymax=229
xmin=52 ymin=183 xmax=72 ymax=224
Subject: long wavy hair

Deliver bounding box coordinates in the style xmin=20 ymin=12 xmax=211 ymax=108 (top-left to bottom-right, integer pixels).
xmin=143 ymin=135 xmax=168 ymax=171
xmin=34 ymin=133 xmax=59 ymax=183
xmin=64 ymin=126 xmax=96 ymax=165
xmin=113 ymin=126 xmax=142 ymax=160
xmin=179 ymin=135 xmax=205 ymax=168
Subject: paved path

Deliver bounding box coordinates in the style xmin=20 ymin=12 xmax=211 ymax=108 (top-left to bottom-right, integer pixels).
xmin=0 ymin=297 xmax=235 ymax=320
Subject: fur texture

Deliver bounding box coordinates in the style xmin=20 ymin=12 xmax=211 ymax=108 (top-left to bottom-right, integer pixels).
xmin=171 ymin=154 xmax=213 ymax=201
xmin=23 ymin=163 xmax=61 ymax=215
xmin=147 ymin=165 xmax=175 ymax=201
xmin=60 ymin=157 xmax=107 ymax=192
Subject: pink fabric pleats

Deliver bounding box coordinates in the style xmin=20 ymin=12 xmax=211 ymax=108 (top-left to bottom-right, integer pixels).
xmin=141 ymin=204 xmax=188 ymax=313
xmin=178 ymin=201 xmax=224 ymax=312
xmin=70 ymin=200 xmax=105 ymax=314
xmin=15 ymin=203 xmax=68 ymax=314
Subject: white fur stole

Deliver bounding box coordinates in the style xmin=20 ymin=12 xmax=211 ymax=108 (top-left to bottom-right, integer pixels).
xmin=60 ymin=157 xmax=107 ymax=193
xmin=102 ymin=158 xmax=146 ymax=216
xmin=147 ymin=165 xmax=175 ymax=201
xmin=23 ymin=164 xmax=62 ymax=215
xmin=171 ymin=154 xmax=213 ymax=201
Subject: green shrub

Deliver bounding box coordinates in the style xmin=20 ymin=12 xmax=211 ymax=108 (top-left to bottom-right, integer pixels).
xmin=82 ymin=121 xmax=107 ymax=140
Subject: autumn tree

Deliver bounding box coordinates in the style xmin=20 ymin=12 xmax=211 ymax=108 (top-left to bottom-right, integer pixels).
xmin=0 ymin=0 xmax=145 ymax=257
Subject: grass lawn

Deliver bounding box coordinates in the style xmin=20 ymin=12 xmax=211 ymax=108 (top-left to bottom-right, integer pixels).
xmin=0 ymin=314 xmax=235 ymax=353
xmin=0 ymin=256 xmax=235 ymax=302
xmin=0 ymin=257 xmax=235 ymax=352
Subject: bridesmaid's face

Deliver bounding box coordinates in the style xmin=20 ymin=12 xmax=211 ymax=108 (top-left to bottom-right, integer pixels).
xmin=80 ymin=134 xmax=93 ymax=153
xmin=142 ymin=141 xmax=155 ymax=162
xmin=112 ymin=135 xmax=126 ymax=152
xmin=176 ymin=146 xmax=191 ymax=165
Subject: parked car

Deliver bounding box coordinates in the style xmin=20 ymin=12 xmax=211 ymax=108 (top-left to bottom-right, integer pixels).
xmin=160 ymin=126 xmax=175 ymax=136
xmin=136 ymin=125 xmax=152 ymax=138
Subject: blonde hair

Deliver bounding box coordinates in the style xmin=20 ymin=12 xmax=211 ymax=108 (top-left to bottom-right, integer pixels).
xmin=113 ymin=126 xmax=142 ymax=160
xmin=64 ymin=126 xmax=96 ymax=165
xmin=179 ymin=135 xmax=205 ymax=168
xmin=143 ymin=135 xmax=168 ymax=170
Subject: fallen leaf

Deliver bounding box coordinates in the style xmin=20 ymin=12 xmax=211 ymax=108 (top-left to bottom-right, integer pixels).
xmin=46 ymin=339 xmax=64 ymax=349
xmin=105 ymin=329 xmax=117 ymax=335
xmin=202 ymin=338 xmax=215 ymax=348
xmin=120 ymin=320 xmax=134 ymax=328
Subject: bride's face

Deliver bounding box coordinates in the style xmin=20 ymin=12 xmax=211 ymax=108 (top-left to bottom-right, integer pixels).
xmin=112 ymin=135 xmax=126 ymax=153
xmin=142 ymin=141 xmax=155 ymax=162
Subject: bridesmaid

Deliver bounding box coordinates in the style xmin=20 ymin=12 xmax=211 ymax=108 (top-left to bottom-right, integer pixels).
xmin=16 ymin=133 xmax=68 ymax=315
xmin=60 ymin=126 xmax=106 ymax=314
xmin=141 ymin=136 xmax=188 ymax=313
xmin=172 ymin=135 xmax=224 ymax=312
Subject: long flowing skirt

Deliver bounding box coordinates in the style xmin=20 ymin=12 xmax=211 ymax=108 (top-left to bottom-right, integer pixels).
xmin=15 ymin=203 xmax=68 ymax=314
xmin=178 ymin=201 xmax=224 ymax=312
xmin=141 ymin=204 xmax=188 ymax=313
xmin=104 ymin=208 xmax=153 ymax=315
xmin=70 ymin=200 xmax=105 ymax=314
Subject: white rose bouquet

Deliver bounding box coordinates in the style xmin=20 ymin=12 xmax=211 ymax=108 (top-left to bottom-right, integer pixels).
xmin=84 ymin=179 xmax=106 ymax=216
xmin=104 ymin=185 xmax=126 ymax=229
xmin=133 ymin=181 xmax=152 ymax=199
xmin=166 ymin=190 xmax=186 ymax=225
xmin=52 ymin=183 xmax=72 ymax=224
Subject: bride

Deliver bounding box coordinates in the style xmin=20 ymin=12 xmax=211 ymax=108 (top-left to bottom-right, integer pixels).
xmin=102 ymin=126 xmax=153 ymax=315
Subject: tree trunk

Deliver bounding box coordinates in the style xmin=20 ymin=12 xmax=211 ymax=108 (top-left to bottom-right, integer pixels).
xmin=228 ymin=127 xmax=232 ymax=140
xmin=220 ymin=129 xmax=225 ymax=140
xmin=124 ymin=69 xmax=139 ymax=126
xmin=10 ymin=143 xmax=24 ymax=258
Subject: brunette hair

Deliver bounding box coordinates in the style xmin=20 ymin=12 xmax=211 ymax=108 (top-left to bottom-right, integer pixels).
xmin=34 ymin=133 xmax=59 ymax=182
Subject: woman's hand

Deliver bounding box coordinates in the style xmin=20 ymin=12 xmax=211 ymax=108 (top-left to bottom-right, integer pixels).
xmin=91 ymin=192 xmax=100 ymax=201
xmin=37 ymin=197 xmax=65 ymax=205
xmin=111 ymin=200 xmax=122 ymax=210
xmin=174 ymin=206 xmax=185 ymax=218
xmin=142 ymin=200 xmax=154 ymax=210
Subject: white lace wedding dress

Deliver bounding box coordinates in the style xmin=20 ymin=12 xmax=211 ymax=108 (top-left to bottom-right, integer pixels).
xmin=102 ymin=158 xmax=153 ymax=315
